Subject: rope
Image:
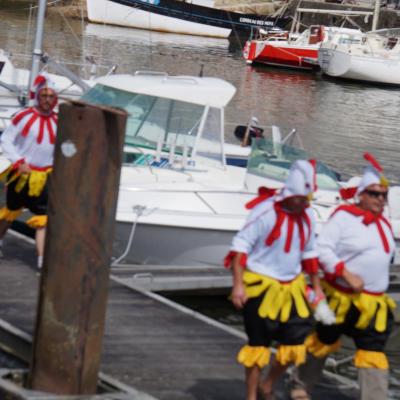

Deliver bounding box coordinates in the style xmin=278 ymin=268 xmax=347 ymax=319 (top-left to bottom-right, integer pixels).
xmin=55 ymin=7 xmax=82 ymax=47
xmin=1 ymin=0 xmax=64 ymax=12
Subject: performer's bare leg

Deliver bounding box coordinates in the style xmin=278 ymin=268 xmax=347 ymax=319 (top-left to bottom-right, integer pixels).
xmin=35 ymin=227 xmax=46 ymax=268
xmin=35 ymin=227 xmax=46 ymax=256
xmin=259 ymin=359 xmax=288 ymax=397
xmin=245 ymin=365 xmax=261 ymax=400
xmin=0 ymin=219 xmax=11 ymax=239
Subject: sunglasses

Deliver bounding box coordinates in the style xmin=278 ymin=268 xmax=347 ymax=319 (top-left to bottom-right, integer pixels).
xmin=364 ymin=189 xmax=388 ymax=200
xmin=39 ymin=94 xmax=55 ymax=99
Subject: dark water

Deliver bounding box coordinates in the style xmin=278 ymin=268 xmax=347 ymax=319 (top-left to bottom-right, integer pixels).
xmin=1 ymin=2 xmax=400 ymax=397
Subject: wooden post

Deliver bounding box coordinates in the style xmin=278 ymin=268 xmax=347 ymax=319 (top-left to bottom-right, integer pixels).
xmin=29 ymin=101 xmax=127 ymax=394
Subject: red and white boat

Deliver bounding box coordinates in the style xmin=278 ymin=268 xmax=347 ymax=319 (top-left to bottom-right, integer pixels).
xmin=243 ymin=26 xmax=359 ymax=70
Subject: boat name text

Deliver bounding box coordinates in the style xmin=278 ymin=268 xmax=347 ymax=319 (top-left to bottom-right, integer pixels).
xmin=239 ymin=18 xmax=273 ymax=25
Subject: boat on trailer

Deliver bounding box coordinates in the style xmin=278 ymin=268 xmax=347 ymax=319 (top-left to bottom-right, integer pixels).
xmin=86 ymin=0 xmax=290 ymax=39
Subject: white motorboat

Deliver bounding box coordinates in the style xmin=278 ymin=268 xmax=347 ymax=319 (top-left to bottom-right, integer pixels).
xmin=81 ymin=72 xmax=389 ymax=268
xmin=318 ymin=28 xmax=400 ymax=85
xmin=3 ymin=70 xmax=400 ymax=268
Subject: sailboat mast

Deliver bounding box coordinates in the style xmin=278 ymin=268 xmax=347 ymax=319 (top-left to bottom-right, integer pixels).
xmin=28 ymin=0 xmax=47 ymax=94
xmin=372 ymin=0 xmax=380 ymax=30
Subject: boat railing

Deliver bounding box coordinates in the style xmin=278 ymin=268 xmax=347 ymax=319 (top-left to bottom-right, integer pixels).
xmin=134 ymin=70 xmax=168 ymax=77
xmin=0 ymin=117 xmax=10 ymax=133
xmin=163 ymin=76 xmax=200 ymax=85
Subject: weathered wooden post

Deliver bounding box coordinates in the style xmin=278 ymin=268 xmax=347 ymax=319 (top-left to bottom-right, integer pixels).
xmin=29 ymin=101 xmax=127 ymax=394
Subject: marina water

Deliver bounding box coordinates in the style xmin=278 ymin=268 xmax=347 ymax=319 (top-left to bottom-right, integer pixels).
xmin=1 ymin=1 xmax=400 ymax=397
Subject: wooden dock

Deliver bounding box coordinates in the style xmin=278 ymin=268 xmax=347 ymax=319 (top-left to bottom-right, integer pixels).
xmin=2 ymin=231 xmax=399 ymax=399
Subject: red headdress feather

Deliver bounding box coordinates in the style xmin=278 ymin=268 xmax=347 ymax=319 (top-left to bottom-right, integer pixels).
xmin=339 ymin=186 xmax=358 ymax=200
xmin=308 ymin=159 xmax=317 ymax=191
xmin=364 ymin=152 xmax=383 ymax=172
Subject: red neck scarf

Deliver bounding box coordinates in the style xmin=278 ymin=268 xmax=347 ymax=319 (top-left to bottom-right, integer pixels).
xmin=12 ymin=107 xmax=57 ymax=145
xmin=246 ymin=187 xmax=311 ymax=253
xmin=265 ymin=202 xmax=311 ymax=253
xmin=332 ymin=204 xmax=393 ymax=253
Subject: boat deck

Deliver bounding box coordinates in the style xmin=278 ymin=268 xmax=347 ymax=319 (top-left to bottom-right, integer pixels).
xmin=1 ymin=231 xmax=395 ymax=399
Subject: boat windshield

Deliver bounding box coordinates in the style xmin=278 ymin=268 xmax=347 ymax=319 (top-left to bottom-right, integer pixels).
xmin=81 ymin=84 xmax=205 ymax=154
xmin=247 ymin=138 xmax=339 ymax=190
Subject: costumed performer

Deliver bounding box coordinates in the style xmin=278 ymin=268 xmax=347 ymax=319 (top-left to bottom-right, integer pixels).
xmin=225 ymin=159 xmax=335 ymax=400
xmin=0 ymin=73 xmax=58 ymax=269
xmin=299 ymin=153 xmax=395 ymax=400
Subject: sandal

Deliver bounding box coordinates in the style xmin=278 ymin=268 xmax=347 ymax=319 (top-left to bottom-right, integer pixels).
xmin=289 ymin=387 xmax=310 ymax=400
xmin=258 ymin=390 xmax=276 ymax=400
xmin=258 ymin=387 xmax=276 ymax=400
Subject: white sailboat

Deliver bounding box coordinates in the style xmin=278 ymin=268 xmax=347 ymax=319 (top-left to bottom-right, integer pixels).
xmin=319 ymin=28 xmax=400 ymax=85
xmin=317 ymin=0 xmax=400 ymax=85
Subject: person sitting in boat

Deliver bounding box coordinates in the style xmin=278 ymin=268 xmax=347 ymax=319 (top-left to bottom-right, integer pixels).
xmin=234 ymin=117 xmax=264 ymax=147
xmin=0 ymin=73 xmax=58 ymax=269
xmin=224 ymin=160 xmax=335 ymax=400
xmin=298 ymin=153 xmax=395 ymax=400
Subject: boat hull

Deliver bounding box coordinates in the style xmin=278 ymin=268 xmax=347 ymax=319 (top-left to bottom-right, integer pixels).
xmin=113 ymin=220 xmax=235 ymax=266
xmin=87 ymin=0 xmax=289 ymax=38
xmin=319 ymin=48 xmax=400 ymax=85
xmin=244 ymin=41 xmax=319 ymax=70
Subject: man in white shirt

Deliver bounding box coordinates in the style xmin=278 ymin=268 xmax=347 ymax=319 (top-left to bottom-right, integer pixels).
xmin=300 ymin=153 xmax=395 ymax=400
xmin=0 ymin=73 xmax=58 ymax=268
xmin=226 ymin=160 xmax=333 ymax=400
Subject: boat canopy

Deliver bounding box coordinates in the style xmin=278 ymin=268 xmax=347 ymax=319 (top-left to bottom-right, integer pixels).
xmin=92 ymin=73 xmax=236 ymax=107
xmin=247 ymin=138 xmax=339 ymax=191
xmin=81 ymin=73 xmax=230 ymax=169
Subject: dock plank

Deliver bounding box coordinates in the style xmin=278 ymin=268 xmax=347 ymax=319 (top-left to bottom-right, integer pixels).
xmin=0 ymin=232 xmax=384 ymax=399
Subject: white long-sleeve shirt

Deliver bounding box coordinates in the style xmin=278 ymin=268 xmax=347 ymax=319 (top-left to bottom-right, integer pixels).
xmin=1 ymin=107 xmax=57 ymax=168
xmin=230 ymin=198 xmax=318 ymax=281
xmin=318 ymin=209 xmax=394 ymax=293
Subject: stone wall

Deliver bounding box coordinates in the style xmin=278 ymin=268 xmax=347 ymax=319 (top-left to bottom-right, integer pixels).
xmin=287 ymin=0 xmax=400 ymax=30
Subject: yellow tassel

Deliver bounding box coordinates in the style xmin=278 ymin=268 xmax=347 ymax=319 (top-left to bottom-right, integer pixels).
xmin=276 ymin=344 xmax=306 ymax=366
xmin=353 ymin=293 xmax=396 ymax=332
xmin=322 ymin=281 xmax=352 ymax=324
xmin=291 ymin=279 xmax=310 ymax=318
xmin=243 ymin=271 xmax=310 ymax=322
xmin=14 ymin=174 xmax=29 ymax=193
xmin=2 ymin=169 xmax=51 ymax=196
xmin=26 ymin=215 xmax=47 ymax=228
xmin=0 ymin=166 xmax=12 ymax=182
xmin=305 ymin=333 xmax=341 ymax=358
xmin=354 ymin=350 xmax=389 ymax=370
xmin=380 ymin=175 xmax=389 ymax=188
xmin=0 ymin=207 xmax=23 ymax=222
xmin=28 ymin=170 xmax=51 ymax=197
xmin=237 ymin=345 xmax=271 ymax=368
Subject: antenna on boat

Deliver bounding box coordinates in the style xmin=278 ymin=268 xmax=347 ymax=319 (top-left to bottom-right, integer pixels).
xmin=156 ymin=136 xmax=163 ymax=163
xmin=168 ymin=137 xmax=177 ymax=165
xmin=372 ymin=0 xmax=381 ymax=30
xmin=28 ymin=0 xmax=46 ymax=95
xmin=182 ymin=142 xmax=189 ymax=169
xmin=198 ymin=63 xmax=204 ymax=77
